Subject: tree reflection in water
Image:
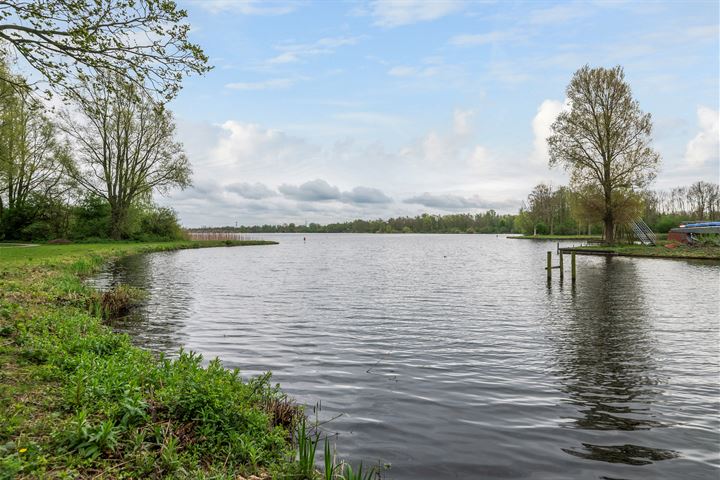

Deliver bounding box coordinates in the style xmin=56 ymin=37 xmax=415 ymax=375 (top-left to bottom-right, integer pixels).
xmin=89 ymin=252 xmax=191 ymax=354
xmin=551 ymin=257 xmax=679 ymax=465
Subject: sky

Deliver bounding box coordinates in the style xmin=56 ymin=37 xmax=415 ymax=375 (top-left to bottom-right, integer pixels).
xmin=158 ymin=0 xmax=719 ymax=227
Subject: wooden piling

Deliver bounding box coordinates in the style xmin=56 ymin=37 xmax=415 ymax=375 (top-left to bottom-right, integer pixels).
xmin=547 ymin=251 xmax=552 ymax=281
xmin=571 ymin=251 xmax=576 ymax=283
xmin=559 ymin=252 xmax=564 ymax=281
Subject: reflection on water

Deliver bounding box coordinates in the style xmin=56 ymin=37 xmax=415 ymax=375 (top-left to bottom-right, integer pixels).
xmin=564 ymin=443 xmax=678 ymax=466
xmin=91 ymin=235 xmax=720 ymax=479
xmin=550 ymin=258 xmax=679 ymax=465
xmin=90 ymin=252 xmax=193 ymax=353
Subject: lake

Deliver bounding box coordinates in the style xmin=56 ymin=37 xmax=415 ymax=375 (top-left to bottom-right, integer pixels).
xmin=91 ymin=234 xmax=720 ymax=479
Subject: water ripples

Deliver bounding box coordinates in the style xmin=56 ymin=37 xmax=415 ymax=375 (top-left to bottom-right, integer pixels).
xmin=91 ymin=234 xmax=720 ymax=479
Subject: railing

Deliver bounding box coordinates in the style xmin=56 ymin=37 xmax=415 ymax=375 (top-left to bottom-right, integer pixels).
xmin=629 ymin=218 xmax=657 ymax=246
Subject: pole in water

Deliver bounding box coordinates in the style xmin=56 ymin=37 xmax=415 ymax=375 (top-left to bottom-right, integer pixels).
xmin=571 ymin=251 xmax=577 ymax=283
xmin=559 ymin=252 xmax=564 ymax=281
xmin=547 ymin=251 xmax=552 ymax=281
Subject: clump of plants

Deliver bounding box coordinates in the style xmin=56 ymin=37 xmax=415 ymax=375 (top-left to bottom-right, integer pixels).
xmin=289 ymin=418 xmax=383 ymax=480
xmin=95 ymin=284 xmax=146 ymax=320
xmin=693 ymin=233 xmax=720 ymax=247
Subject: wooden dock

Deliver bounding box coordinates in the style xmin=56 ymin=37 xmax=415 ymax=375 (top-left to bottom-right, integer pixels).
xmin=559 ymin=247 xmax=618 ymax=257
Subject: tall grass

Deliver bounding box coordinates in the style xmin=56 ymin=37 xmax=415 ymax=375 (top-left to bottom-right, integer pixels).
xmin=296 ymin=418 xmax=320 ymax=478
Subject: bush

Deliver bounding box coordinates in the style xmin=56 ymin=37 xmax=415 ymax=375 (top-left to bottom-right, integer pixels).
xmin=69 ymin=195 xmax=111 ymax=240
xmin=653 ymin=214 xmax=685 ymax=233
xmin=134 ymin=207 xmax=185 ymax=241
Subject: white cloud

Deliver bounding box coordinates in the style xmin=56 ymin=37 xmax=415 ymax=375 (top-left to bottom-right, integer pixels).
xmin=370 ymin=0 xmax=464 ymax=27
xmin=225 ymin=78 xmax=297 ymax=90
xmin=453 ymin=109 xmax=474 ymax=135
xmin=342 ymin=186 xmax=393 ymax=204
xmin=278 ymin=179 xmax=393 ymax=205
xmin=684 ymin=106 xmax=719 ymax=167
xmin=265 ymin=36 xmax=362 ymax=65
xmin=403 ymin=192 xmax=506 ymax=210
xmin=266 ymin=52 xmax=300 ymax=65
xmin=531 ymin=99 xmax=569 ymax=164
xmin=387 ymin=64 xmax=442 ymax=77
xmin=165 ymin=111 xmax=560 ymax=226
xmin=529 ymin=3 xmax=592 ymax=25
xmin=388 ymin=66 xmax=416 ymax=77
xmin=278 ymin=179 xmax=341 ymax=201
xmin=449 ymin=31 xmax=515 ymax=46
xmin=399 ymin=109 xmax=486 ymax=170
xmin=226 ymin=182 xmax=278 ymax=199
xmin=193 ymin=0 xmax=299 ymax=15
xmin=210 ymin=121 xmax=318 ymax=181
xmin=468 ymin=145 xmax=490 ymax=171
xmin=333 ymin=111 xmax=407 ymax=127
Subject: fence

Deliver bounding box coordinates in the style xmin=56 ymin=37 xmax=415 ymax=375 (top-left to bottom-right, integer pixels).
xmin=185 ymin=232 xmax=253 ymax=241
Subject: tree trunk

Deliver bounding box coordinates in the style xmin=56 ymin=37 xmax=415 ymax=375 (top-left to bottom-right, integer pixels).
xmin=603 ymin=182 xmax=614 ymax=243
xmin=110 ymin=205 xmax=127 ymax=240
xmin=603 ymin=210 xmax=614 ymax=243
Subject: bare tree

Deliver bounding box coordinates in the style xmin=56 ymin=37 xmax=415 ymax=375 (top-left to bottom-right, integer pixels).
xmin=0 ymin=0 xmax=210 ymax=99
xmin=61 ymin=75 xmax=190 ymax=239
xmin=687 ymin=181 xmax=719 ymax=220
xmin=548 ymin=65 xmax=660 ymax=242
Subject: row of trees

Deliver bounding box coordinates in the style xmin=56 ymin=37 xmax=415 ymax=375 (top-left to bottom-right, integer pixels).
xmin=516 ymin=180 xmax=718 ymax=236
xmin=0 ymin=0 xmax=208 ymax=241
xmin=0 ymin=62 xmax=190 ymax=240
xmin=195 ymin=211 xmax=518 ymax=234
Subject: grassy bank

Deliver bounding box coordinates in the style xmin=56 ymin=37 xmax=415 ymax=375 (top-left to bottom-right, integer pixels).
xmin=564 ymin=244 xmax=720 ymax=260
xmin=508 ymin=234 xmax=602 ymax=240
xmin=0 ymin=241 xmax=370 ymax=479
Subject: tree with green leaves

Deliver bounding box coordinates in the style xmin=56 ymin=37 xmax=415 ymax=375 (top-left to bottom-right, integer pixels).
xmin=0 ymin=0 xmax=210 ymax=99
xmin=61 ymin=75 xmax=190 ymax=239
xmin=548 ymin=65 xmax=660 ymax=242
xmin=0 ymin=62 xmax=72 ymax=238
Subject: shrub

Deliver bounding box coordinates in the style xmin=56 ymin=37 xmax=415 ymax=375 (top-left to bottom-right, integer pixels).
xmin=134 ymin=207 xmax=185 ymax=241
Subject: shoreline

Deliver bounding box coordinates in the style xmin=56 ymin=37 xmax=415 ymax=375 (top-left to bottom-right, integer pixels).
xmin=559 ymin=245 xmax=720 ymax=261
xmin=0 ymin=240 xmax=327 ymax=479
xmin=507 ymin=235 xmax=601 ymax=241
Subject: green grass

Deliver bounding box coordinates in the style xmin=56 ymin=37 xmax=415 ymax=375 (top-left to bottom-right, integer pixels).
xmin=0 ymin=240 xmax=378 ymax=479
xmin=569 ymin=243 xmax=720 ymax=260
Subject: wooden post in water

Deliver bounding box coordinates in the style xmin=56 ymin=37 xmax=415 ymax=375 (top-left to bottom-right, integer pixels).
xmin=559 ymin=252 xmax=564 ymax=281
xmin=571 ymin=252 xmax=576 ymax=283
xmin=547 ymin=251 xmax=552 ymax=281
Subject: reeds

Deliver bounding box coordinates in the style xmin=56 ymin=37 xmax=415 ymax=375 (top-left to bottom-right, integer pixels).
xmin=186 ymin=232 xmax=252 ymax=241
xmin=294 ymin=417 xmax=380 ymax=480
xmin=93 ymin=284 xmax=146 ymax=320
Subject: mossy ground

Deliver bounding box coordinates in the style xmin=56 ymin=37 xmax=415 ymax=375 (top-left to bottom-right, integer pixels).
xmin=0 ymin=241 xmax=336 ymax=480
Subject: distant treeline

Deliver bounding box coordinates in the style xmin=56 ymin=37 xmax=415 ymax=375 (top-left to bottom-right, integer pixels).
xmin=192 ymin=181 xmax=718 ymax=237
xmin=191 ymin=211 xmax=518 ymax=234
xmin=517 ymin=180 xmax=719 ymax=237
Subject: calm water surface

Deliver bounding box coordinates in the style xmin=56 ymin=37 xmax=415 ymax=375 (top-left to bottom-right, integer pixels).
xmin=92 ymin=234 xmax=720 ymax=479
